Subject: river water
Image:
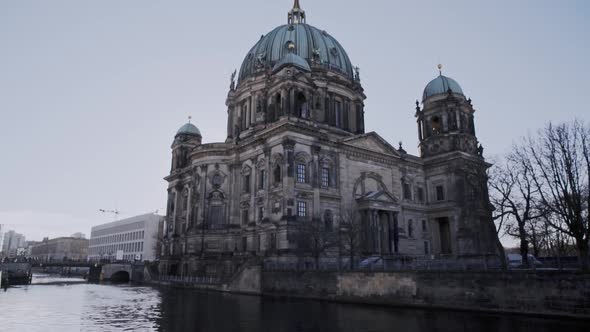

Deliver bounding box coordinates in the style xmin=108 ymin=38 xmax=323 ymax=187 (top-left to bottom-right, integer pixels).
xmin=0 ymin=274 xmax=587 ymax=332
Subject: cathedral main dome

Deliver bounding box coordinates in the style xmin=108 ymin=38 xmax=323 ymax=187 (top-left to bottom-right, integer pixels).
xmin=238 ymin=23 xmax=354 ymax=83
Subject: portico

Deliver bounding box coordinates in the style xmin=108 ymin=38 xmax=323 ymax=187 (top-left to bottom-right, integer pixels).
xmin=356 ymin=191 xmax=400 ymax=255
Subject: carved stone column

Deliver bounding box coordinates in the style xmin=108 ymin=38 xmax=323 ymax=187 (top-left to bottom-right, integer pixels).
xmin=200 ymin=164 xmax=208 ymax=227
xmin=172 ymin=189 xmax=178 ymax=234
xmin=229 ymin=162 xmax=241 ymax=226
xmin=186 ymin=185 xmax=192 ymax=230
xmin=393 ymin=212 xmax=399 ymax=253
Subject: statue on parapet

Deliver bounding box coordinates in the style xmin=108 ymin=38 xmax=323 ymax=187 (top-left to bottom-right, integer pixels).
xmin=230 ymin=70 xmax=237 ymax=90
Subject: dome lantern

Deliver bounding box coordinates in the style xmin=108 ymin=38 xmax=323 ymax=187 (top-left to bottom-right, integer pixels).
xmin=288 ymin=0 xmax=306 ymax=24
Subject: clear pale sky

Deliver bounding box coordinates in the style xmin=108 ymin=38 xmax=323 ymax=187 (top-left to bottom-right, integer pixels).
xmin=1 ymin=0 xmax=588 ymax=244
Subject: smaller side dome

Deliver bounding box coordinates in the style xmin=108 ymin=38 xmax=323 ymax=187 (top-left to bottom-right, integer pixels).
xmin=423 ymin=75 xmax=464 ymax=101
xmin=175 ymin=123 xmax=201 ymax=137
xmin=272 ymin=53 xmax=311 ymax=74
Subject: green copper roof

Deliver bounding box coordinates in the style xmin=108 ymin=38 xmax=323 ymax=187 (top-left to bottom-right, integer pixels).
xmin=176 ymin=123 xmax=201 ymax=137
xmin=423 ymin=75 xmax=464 ymax=101
xmin=272 ymin=53 xmax=311 ymax=73
xmin=239 ymin=23 xmax=354 ymax=82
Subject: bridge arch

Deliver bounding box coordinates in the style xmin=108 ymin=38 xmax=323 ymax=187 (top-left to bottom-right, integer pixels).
xmin=110 ymin=270 xmax=130 ymax=283
xmin=101 ymin=264 xmax=133 ymax=282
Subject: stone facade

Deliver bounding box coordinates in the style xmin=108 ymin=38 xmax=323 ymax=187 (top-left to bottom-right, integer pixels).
xmin=159 ymin=2 xmax=502 ymax=276
xmin=30 ymin=237 xmax=89 ymax=262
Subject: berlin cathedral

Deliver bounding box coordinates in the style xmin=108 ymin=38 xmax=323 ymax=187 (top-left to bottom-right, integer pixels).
xmin=160 ymin=1 xmax=502 ymax=274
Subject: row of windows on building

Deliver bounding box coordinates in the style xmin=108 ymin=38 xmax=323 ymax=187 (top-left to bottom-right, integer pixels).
xmin=238 ymin=93 xmax=359 ymax=132
xmin=402 ymin=183 xmax=446 ymax=202
xmin=241 ymin=163 xmax=333 ymax=193
xmin=90 ymin=230 xmax=145 ymax=246
xmin=240 ymin=201 xmax=331 ymax=226
xmin=88 ymin=241 xmax=144 ymax=255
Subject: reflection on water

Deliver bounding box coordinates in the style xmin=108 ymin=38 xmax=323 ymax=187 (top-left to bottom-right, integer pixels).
xmin=0 ymin=274 xmax=587 ymax=332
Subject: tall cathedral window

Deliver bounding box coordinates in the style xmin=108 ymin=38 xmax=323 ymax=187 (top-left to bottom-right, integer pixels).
xmin=436 ymin=185 xmax=445 ymax=201
xmin=321 ymin=167 xmax=330 ymax=188
xmin=417 ymin=187 xmax=425 ymax=202
xmin=208 ymin=205 xmax=224 ymax=228
xmin=403 ymin=182 xmax=412 ymax=200
xmin=431 ymin=117 xmax=441 ymax=135
xmin=297 ymin=201 xmax=307 ymax=218
xmin=243 ymin=174 xmax=251 ymax=193
xmin=273 ymin=165 xmax=282 ymax=185
xmin=259 ymin=169 xmax=266 ymax=190
xmin=335 ymin=101 xmax=343 ymax=128
xmin=297 ymin=163 xmax=307 ymax=183
xmin=241 ymin=209 xmax=249 ymax=225
xmin=296 ymin=92 xmax=309 ymax=119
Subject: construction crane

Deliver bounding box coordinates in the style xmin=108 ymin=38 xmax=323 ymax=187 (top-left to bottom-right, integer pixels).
xmin=99 ymin=209 xmax=121 ymax=220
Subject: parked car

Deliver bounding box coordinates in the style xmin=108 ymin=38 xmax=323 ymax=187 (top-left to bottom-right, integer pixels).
xmin=358 ymin=255 xmax=384 ymax=269
xmin=507 ymin=254 xmax=542 ymax=268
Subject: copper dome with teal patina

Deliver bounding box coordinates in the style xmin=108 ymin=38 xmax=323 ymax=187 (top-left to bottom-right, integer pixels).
xmin=176 ymin=122 xmax=201 ymax=137
xmin=238 ymin=2 xmax=354 ymax=83
xmin=423 ymin=75 xmax=464 ymax=101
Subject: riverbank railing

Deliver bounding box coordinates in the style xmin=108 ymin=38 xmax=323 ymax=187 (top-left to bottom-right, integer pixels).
xmin=159 ymin=275 xmax=220 ymax=285
xmin=263 ymin=255 xmax=504 ymax=272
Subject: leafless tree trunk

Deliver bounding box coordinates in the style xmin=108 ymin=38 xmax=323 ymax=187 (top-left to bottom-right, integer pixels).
xmin=338 ymin=208 xmax=363 ymax=270
xmin=294 ymin=216 xmax=337 ymax=269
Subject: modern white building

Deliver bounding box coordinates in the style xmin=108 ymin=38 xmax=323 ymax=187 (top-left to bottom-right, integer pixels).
xmin=88 ymin=213 xmax=163 ymax=262
xmin=0 ymin=224 xmax=5 ymax=255
xmin=2 ymin=230 xmax=26 ymax=258
xmin=0 ymin=224 xmax=4 ymax=257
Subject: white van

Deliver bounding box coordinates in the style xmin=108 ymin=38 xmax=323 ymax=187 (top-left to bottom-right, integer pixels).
xmin=507 ymin=253 xmax=542 ymax=268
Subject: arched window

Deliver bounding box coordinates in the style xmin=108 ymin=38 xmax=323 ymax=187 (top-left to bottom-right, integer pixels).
xmin=259 ymin=169 xmax=266 ymax=190
xmin=335 ymin=101 xmax=343 ymax=128
xmin=296 ymin=92 xmax=309 ymax=119
xmin=242 ymin=166 xmax=252 ymax=193
xmin=181 ymin=188 xmax=189 ymax=211
xmin=319 ymin=156 xmax=335 ymax=189
xmin=273 ymin=93 xmax=282 ymax=120
xmin=296 ymin=163 xmax=307 ymax=183
xmin=295 ymin=152 xmax=311 ymax=184
xmin=273 ymin=164 xmax=282 ymax=184
xmin=403 ymin=182 xmax=412 ymax=200
xmin=321 ymin=167 xmax=330 ymax=188
xmin=431 ymin=116 xmax=441 ymax=134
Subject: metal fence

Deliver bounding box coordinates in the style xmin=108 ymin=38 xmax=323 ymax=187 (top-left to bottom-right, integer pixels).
xmin=263 ymin=256 xmax=504 ymax=272
xmin=159 ymin=275 xmax=220 ymax=285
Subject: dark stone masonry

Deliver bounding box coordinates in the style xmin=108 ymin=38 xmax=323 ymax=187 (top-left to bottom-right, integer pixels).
xmin=260 ymin=270 xmax=590 ymax=318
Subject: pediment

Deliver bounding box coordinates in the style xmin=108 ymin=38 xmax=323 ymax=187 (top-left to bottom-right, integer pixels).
xmin=341 ymin=132 xmax=400 ymax=156
xmin=356 ymin=190 xmax=397 ymax=204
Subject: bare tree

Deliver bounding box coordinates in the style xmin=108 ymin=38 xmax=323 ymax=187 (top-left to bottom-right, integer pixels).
xmin=338 ymin=207 xmax=363 ymax=270
xmin=521 ymin=120 xmax=590 ymax=270
xmin=489 ymin=153 xmax=545 ymax=266
xmin=294 ymin=216 xmax=338 ymax=269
